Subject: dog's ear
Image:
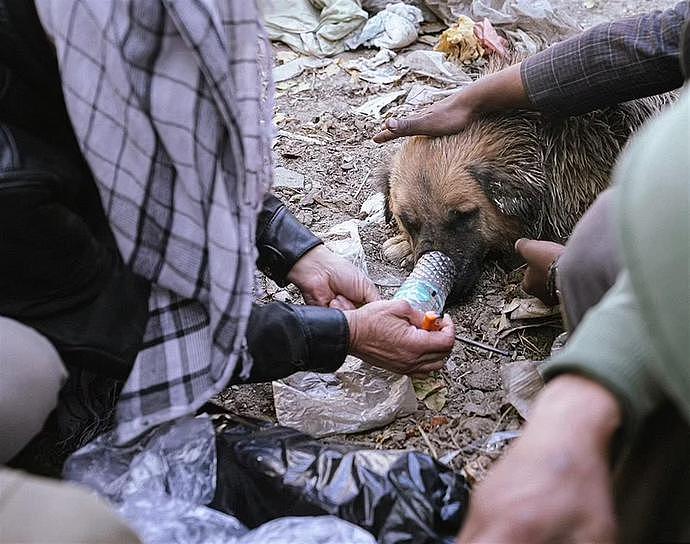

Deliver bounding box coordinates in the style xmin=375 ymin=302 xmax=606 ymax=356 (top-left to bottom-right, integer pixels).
xmin=469 ymin=162 xmax=545 ymax=231
xmin=374 ymin=162 xmax=393 ymax=223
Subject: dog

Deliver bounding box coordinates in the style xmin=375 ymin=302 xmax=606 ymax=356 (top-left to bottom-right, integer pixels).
xmin=379 ymin=77 xmax=671 ymax=300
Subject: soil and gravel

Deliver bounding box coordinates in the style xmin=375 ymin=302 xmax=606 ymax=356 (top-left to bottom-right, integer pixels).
xmin=217 ymin=0 xmax=678 ymax=483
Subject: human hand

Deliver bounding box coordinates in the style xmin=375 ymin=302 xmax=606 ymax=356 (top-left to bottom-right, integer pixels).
xmin=457 ymin=375 xmax=621 ymax=544
xmin=372 ymin=91 xmax=478 ymax=143
xmin=286 ymin=245 xmax=380 ymax=310
xmin=515 ymin=238 xmax=565 ymax=306
xmin=373 ymin=63 xmax=529 ymax=144
xmin=344 ymin=300 xmax=455 ymax=374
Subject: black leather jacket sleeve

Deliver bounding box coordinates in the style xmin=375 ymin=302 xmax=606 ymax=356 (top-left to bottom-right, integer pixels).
xmin=231 ymin=302 xmax=350 ymax=384
xmin=255 ymin=193 xmax=323 ymax=287
xmin=245 ymin=193 xmax=350 ymax=382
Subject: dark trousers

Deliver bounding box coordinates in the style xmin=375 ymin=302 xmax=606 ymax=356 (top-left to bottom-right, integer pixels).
xmin=558 ymin=188 xmax=690 ymax=543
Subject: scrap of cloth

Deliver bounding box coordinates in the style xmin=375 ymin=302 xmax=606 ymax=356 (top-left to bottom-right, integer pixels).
xmin=34 ymin=0 xmax=274 ymax=443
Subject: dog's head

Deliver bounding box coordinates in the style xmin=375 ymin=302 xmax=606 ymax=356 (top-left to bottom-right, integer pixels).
xmin=379 ymin=118 xmax=546 ymax=301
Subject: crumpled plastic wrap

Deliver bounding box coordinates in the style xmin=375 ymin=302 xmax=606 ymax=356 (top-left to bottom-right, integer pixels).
xmin=344 ymin=48 xmax=402 ymax=84
xmin=210 ymin=414 xmax=470 ymax=544
xmin=64 ymin=416 xmax=245 ymax=543
xmin=422 ymin=0 xmax=581 ymax=42
xmin=319 ymin=218 xmax=369 ymax=275
xmin=64 ymin=415 xmax=377 ymax=543
xmin=354 ymin=89 xmax=409 ymax=117
xmin=361 ymin=0 xmax=440 ymax=22
xmin=346 ymin=2 xmax=424 ymax=50
xmin=394 ymin=50 xmax=472 ymax=85
xmin=237 ymin=517 xmax=376 ymax=544
xmin=273 ymin=356 xmax=417 ymax=437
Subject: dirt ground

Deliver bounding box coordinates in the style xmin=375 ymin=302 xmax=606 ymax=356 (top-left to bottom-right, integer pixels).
xmin=217 ymin=0 xmax=678 ymax=484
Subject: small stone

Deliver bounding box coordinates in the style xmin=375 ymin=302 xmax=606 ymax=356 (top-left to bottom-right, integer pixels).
xmin=274 ymin=166 xmax=304 ymax=189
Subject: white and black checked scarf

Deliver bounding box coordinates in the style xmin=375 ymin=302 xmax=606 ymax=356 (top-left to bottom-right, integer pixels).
xmin=36 ymin=0 xmax=273 ymax=442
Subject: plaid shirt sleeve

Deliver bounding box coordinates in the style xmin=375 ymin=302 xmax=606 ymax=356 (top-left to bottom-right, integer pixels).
xmin=522 ymin=1 xmax=690 ymax=116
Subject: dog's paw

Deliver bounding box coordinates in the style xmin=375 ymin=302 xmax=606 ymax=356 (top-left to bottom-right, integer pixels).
xmin=382 ymin=234 xmax=412 ymax=267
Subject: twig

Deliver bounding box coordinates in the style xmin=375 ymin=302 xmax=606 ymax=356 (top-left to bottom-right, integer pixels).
xmin=416 ymin=420 xmax=438 ymax=459
xmin=457 ymin=369 xmax=472 ymax=380
xmin=353 ymin=169 xmax=372 ymax=200
xmin=455 ymin=335 xmax=511 ymax=357
xmin=490 ymin=406 xmax=515 ymax=436
xmin=277 ymin=129 xmax=326 ymax=145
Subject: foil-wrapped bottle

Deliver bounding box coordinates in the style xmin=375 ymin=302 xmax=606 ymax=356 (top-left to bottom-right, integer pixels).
xmin=393 ymin=251 xmax=457 ymax=314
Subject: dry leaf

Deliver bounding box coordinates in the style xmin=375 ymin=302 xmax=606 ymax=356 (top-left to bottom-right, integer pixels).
xmin=501 ymin=360 xmax=544 ymax=419
xmin=502 ymin=297 xmax=560 ymax=320
xmin=413 ymin=375 xmax=448 ymax=411
xmin=424 ymin=388 xmax=447 ymax=411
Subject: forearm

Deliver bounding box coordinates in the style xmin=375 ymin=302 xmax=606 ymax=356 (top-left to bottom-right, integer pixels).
xmin=522 ymin=2 xmax=688 ymax=116
xmin=531 ymin=374 xmax=621 ymax=454
xmin=462 ymin=62 xmax=532 ymax=115
xmin=229 ymin=302 xmax=349 ymax=384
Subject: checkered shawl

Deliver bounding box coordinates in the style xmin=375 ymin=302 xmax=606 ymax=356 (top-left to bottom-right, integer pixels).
xmin=36 ymin=0 xmax=273 ymax=442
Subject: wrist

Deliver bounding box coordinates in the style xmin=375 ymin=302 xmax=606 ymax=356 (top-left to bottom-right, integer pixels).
xmin=530 ymin=375 xmax=622 ymax=453
xmin=466 ymin=62 xmax=530 ymax=115
xmin=343 ymin=309 xmax=360 ymax=356
xmin=286 ymin=244 xmax=327 ymax=285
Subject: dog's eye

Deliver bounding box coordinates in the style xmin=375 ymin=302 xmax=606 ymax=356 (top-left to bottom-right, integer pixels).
xmin=447 ymin=209 xmax=477 ymax=229
xmin=399 ymin=213 xmax=420 ymax=234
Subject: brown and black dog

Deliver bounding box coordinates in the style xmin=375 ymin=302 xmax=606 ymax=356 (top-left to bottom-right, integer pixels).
xmin=379 ymin=75 xmax=671 ymax=300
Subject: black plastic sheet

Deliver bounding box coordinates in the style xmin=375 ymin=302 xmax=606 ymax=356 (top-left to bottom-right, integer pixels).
xmin=210 ymin=414 xmax=469 ymax=544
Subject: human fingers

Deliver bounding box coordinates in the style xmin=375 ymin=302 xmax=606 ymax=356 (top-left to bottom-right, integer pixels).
xmin=329 ymin=295 xmax=356 ymax=311
xmin=372 ymin=114 xmax=438 ymax=143
xmin=515 ymin=238 xmax=564 ymax=264
xmin=409 ymin=360 xmax=446 ymax=377
xmin=360 ymin=277 xmax=381 ymax=303
xmin=390 ymin=299 xmax=427 ymax=327
xmin=514 ymin=237 xmax=538 ymax=260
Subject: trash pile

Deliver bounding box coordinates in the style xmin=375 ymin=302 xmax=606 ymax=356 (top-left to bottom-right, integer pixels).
xmin=267 ymin=0 xmax=580 ymax=123
xmin=65 ymin=413 xmax=469 ymax=544
xmin=259 ymin=0 xmax=579 ymax=57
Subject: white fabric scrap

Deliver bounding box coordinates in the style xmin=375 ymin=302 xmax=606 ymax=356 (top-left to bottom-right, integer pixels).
xmin=346 ymin=2 xmax=424 ymax=50
xmin=258 ymin=0 xmax=368 ymax=57
xmin=344 ymin=48 xmax=406 ymax=84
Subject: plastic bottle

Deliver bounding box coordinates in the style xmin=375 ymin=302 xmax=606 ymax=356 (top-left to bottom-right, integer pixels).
xmin=392 ymin=251 xmax=457 ymax=317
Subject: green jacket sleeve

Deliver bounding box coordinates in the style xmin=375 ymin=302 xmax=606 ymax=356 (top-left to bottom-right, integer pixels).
xmin=544 ymin=85 xmax=690 ymax=438
xmin=542 ymin=272 xmax=663 ymax=437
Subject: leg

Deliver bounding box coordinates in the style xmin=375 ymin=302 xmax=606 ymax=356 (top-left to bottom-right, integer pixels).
xmin=0 ymin=468 xmax=141 ymax=543
xmin=557 ymin=188 xmax=622 ymax=330
xmin=0 ymin=317 xmax=66 ymax=463
xmin=614 ymin=403 xmax=690 ymax=543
